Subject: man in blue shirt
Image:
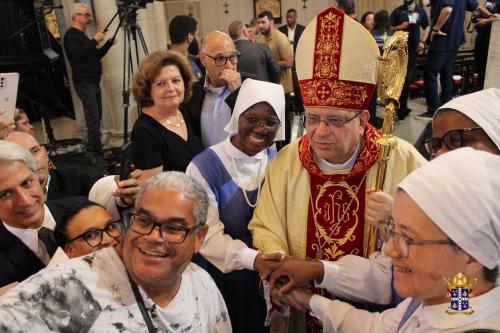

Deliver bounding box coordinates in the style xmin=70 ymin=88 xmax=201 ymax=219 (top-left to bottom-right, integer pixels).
xmin=474 ymin=0 xmax=500 ymax=89
xmin=419 ymin=0 xmax=492 ymax=118
xmin=390 ymin=0 xmax=430 ymax=120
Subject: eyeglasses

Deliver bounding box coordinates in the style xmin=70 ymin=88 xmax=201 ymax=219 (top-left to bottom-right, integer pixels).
xmin=379 ymin=218 xmax=455 ymax=258
xmin=423 ymin=127 xmax=483 ymax=155
xmin=201 ymin=51 xmax=240 ymax=67
xmin=77 ymin=12 xmax=93 ymax=18
xmin=66 ymin=220 xmax=123 ymax=248
xmin=300 ymin=112 xmax=362 ymax=128
xmin=128 ymin=212 xmax=201 ymax=244
xmin=241 ymin=114 xmax=281 ymax=131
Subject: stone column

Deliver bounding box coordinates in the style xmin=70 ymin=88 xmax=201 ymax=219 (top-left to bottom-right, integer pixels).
xmin=484 ymin=20 xmax=500 ymax=89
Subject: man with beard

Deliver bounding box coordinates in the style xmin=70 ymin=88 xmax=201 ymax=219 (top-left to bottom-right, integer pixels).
xmin=257 ymin=10 xmax=294 ymax=147
xmin=169 ymin=15 xmax=204 ymax=79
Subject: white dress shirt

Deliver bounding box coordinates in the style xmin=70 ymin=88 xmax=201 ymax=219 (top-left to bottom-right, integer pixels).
xmin=1 ymin=205 xmax=56 ymax=268
xmin=287 ymin=26 xmax=296 ymax=44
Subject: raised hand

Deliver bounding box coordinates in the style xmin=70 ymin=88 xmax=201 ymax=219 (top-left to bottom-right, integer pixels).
xmin=113 ymin=169 xmax=142 ymax=206
xmin=365 ymin=189 xmax=393 ymax=228
xmin=220 ymin=69 xmax=241 ymax=92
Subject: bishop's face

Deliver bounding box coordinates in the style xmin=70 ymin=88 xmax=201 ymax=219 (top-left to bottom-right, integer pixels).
xmin=304 ymin=107 xmax=368 ymax=164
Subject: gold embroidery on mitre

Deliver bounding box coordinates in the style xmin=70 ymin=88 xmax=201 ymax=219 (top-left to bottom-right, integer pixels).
xmin=301 ymin=79 xmax=369 ymax=108
xmin=302 ymin=9 xmax=370 ymax=108
xmin=310 ymin=177 xmax=364 ymax=261
xmin=314 ymin=11 xmax=341 ymax=80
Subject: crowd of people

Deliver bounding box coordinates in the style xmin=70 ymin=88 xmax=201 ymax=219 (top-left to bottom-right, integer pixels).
xmin=0 ymin=1 xmax=499 ymax=332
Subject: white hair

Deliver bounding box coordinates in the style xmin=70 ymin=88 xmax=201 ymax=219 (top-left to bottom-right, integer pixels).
xmin=71 ymin=3 xmax=89 ymax=20
xmin=0 ymin=140 xmax=37 ymax=172
xmin=135 ymin=171 xmax=209 ymax=226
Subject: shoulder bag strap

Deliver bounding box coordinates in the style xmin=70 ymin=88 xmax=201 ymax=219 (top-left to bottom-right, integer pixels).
xmin=127 ymin=272 xmax=156 ymax=333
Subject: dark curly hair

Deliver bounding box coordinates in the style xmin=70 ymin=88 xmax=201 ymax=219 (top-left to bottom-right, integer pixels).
xmin=131 ymin=50 xmax=194 ymax=108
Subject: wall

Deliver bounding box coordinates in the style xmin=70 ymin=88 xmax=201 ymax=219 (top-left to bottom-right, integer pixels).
xmin=484 ymin=20 xmax=500 ymax=89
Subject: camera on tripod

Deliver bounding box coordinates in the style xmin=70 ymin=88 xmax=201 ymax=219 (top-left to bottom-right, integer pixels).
xmin=116 ymin=0 xmax=154 ymax=9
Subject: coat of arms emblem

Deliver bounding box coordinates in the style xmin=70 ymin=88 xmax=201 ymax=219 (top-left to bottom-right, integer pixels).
xmin=444 ymin=273 xmax=477 ymax=315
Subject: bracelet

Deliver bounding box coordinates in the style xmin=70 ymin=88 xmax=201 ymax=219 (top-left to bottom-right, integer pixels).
xmin=419 ymin=40 xmax=425 ymax=43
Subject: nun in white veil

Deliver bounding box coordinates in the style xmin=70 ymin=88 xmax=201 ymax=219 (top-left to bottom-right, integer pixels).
xmin=185 ymin=78 xmax=285 ymax=332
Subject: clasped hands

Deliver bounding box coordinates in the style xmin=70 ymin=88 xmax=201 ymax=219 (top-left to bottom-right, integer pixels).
xmin=251 ymin=189 xmax=393 ymax=313
xmin=253 ymin=253 xmax=324 ymax=313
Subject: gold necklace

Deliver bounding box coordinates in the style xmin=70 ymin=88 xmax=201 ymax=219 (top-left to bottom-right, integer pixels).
xmin=230 ymin=157 xmax=263 ymax=208
xmin=309 ymin=172 xmax=367 ymax=260
xmin=162 ymin=111 xmax=183 ymax=128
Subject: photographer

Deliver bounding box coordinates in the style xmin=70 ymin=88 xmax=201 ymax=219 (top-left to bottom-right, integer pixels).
xmin=473 ymin=0 xmax=500 ymax=89
xmin=63 ymin=3 xmax=115 ymax=166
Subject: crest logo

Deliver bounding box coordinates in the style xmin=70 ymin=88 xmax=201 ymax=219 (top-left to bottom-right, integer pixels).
xmin=444 ymin=273 xmax=477 ymax=315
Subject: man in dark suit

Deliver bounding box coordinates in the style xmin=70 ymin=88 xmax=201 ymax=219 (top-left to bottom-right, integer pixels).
xmin=278 ymin=9 xmax=305 ymax=55
xmin=228 ymin=20 xmax=280 ymax=84
xmin=6 ymin=131 xmax=102 ymax=200
xmin=183 ymin=31 xmax=251 ymax=147
xmin=279 ymin=8 xmax=306 ymax=115
xmin=0 ymin=141 xmax=56 ymax=288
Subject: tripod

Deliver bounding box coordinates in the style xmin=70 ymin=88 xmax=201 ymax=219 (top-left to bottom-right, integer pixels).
xmin=106 ymin=4 xmax=149 ymax=145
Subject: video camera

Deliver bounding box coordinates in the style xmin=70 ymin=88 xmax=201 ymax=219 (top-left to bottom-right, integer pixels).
xmin=116 ymin=0 xmax=154 ymax=9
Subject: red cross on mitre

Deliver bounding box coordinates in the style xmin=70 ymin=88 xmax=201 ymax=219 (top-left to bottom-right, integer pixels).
xmin=297 ymin=7 xmax=378 ymax=111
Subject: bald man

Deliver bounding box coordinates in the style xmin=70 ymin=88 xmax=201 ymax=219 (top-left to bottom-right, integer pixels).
xmin=6 ymin=131 xmax=101 ymax=200
xmin=183 ymin=31 xmax=258 ymax=147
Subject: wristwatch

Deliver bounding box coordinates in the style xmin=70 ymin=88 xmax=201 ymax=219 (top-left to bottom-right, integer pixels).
xmin=432 ymin=27 xmax=440 ymax=32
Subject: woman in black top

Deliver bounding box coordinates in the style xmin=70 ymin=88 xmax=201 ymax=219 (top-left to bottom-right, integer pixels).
xmin=131 ymin=51 xmax=203 ymax=181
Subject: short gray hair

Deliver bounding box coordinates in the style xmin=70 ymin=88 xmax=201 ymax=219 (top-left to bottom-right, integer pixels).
xmin=0 ymin=140 xmax=37 ymax=172
xmin=71 ymin=3 xmax=89 ymax=20
xmin=135 ymin=171 xmax=209 ymax=226
xmin=228 ymin=20 xmax=245 ymax=39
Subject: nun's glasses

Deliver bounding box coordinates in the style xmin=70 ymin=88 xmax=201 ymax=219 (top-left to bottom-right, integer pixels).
xmin=379 ymin=218 xmax=456 ymax=257
xmin=424 ymin=127 xmax=483 ymax=155
xmin=241 ymin=114 xmax=281 ymax=130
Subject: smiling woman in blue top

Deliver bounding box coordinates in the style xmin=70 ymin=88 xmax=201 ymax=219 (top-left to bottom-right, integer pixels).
xmin=186 ymin=78 xmax=285 ymax=333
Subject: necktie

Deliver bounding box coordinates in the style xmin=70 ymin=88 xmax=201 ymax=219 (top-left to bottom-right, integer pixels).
xmin=38 ymin=227 xmax=57 ymax=257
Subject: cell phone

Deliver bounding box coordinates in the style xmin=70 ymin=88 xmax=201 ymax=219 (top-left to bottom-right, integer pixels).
xmin=0 ymin=73 xmax=19 ymax=121
xmin=119 ymin=142 xmax=134 ymax=181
